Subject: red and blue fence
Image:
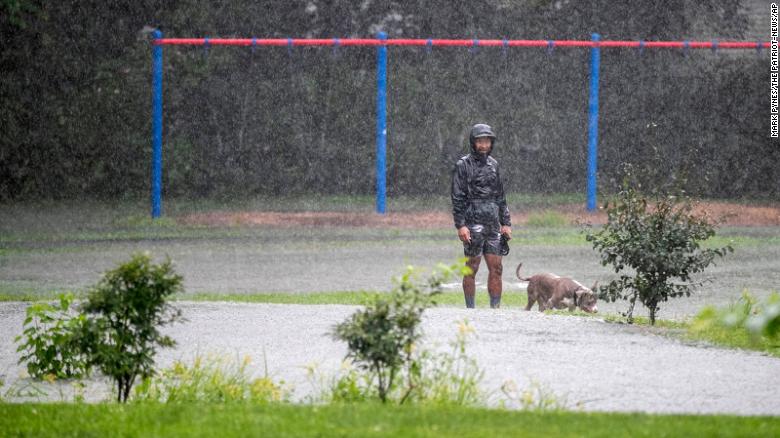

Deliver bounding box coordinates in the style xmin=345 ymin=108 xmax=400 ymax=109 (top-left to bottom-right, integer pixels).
xmin=150 ymin=31 xmax=770 ymax=217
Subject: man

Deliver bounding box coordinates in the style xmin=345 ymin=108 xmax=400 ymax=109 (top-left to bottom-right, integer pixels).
xmin=451 ymin=123 xmax=512 ymax=309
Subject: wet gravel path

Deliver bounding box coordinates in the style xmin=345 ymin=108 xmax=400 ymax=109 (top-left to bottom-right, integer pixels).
xmin=2 ymin=302 xmax=779 ymax=415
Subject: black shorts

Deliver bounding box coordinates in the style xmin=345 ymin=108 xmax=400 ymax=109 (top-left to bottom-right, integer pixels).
xmin=463 ymin=224 xmax=504 ymax=257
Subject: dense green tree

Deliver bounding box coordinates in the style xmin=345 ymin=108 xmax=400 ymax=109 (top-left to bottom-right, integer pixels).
xmin=0 ymin=1 xmax=772 ymax=202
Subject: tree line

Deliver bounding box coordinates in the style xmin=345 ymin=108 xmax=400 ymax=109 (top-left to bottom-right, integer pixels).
xmin=1 ymin=1 xmax=775 ymax=202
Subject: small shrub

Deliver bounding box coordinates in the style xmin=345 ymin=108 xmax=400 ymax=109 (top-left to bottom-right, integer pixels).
xmin=323 ymin=319 xmax=484 ymax=406
xmin=134 ymin=354 xmax=289 ymax=403
xmin=14 ymin=254 xmax=185 ymax=403
xmin=586 ymin=183 xmax=732 ymax=324
xmin=331 ymin=261 xmax=470 ymax=403
xmin=15 ymin=293 xmax=90 ymax=379
xmin=79 ymin=252 xmax=184 ymax=403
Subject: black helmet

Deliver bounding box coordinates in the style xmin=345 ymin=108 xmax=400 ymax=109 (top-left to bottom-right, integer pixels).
xmin=469 ymin=123 xmax=496 ymax=152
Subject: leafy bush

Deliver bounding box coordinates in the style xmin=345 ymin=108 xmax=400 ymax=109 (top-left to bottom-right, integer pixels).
xmin=15 ymin=293 xmax=90 ymax=379
xmin=79 ymin=253 xmax=184 ymax=402
xmin=331 ymin=262 xmax=470 ymax=403
xmin=692 ymin=291 xmax=780 ymax=352
xmin=586 ymin=184 xmax=732 ymax=324
xmin=134 ymin=354 xmax=289 ymax=403
xmin=320 ymin=319 xmax=483 ymax=406
xmin=15 ymin=254 xmax=184 ymax=402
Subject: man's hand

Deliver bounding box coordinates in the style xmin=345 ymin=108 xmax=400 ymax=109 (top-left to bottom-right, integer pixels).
xmin=457 ymin=226 xmax=471 ymax=243
xmin=500 ymin=225 xmax=512 ymax=240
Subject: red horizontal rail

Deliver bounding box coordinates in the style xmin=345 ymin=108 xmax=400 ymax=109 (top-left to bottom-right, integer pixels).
xmin=155 ymin=38 xmax=771 ymax=50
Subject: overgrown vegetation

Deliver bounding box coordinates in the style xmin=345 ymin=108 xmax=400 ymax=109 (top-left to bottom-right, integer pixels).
xmin=499 ymin=379 xmax=571 ymax=412
xmin=78 ymin=253 xmax=184 ymax=402
xmin=14 ymin=253 xmax=184 ymax=403
xmin=318 ymin=319 xmax=484 ymax=406
xmin=15 ymin=292 xmax=90 ymax=379
xmin=134 ymin=354 xmax=289 ymax=403
xmin=690 ymin=291 xmax=780 ymax=356
xmin=331 ymin=262 xmax=470 ymax=403
xmin=587 ymin=183 xmax=732 ymax=324
xmin=1 ymin=3 xmax=772 ymax=201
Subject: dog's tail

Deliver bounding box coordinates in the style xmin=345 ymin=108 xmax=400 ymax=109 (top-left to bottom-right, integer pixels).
xmin=515 ymin=263 xmax=532 ymax=281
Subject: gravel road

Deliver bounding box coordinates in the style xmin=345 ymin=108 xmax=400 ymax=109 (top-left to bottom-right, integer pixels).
xmin=2 ymin=301 xmax=779 ymax=415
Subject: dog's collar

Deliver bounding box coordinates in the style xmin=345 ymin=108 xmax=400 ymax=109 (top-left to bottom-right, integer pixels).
xmin=573 ymin=290 xmax=579 ymax=307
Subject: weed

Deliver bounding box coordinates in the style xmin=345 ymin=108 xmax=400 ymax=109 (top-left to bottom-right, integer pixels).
xmin=320 ymin=318 xmax=485 ymax=407
xmin=134 ymin=353 xmax=290 ymax=403
xmin=332 ymin=261 xmax=469 ymax=403
xmin=14 ymin=292 xmax=90 ymax=379
xmin=499 ymin=379 xmax=571 ymax=412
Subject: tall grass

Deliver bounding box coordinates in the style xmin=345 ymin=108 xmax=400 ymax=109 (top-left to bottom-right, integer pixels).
xmin=133 ymin=353 xmax=289 ymax=403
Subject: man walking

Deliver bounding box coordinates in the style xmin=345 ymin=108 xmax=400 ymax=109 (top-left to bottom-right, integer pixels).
xmin=451 ymin=123 xmax=512 ymax=308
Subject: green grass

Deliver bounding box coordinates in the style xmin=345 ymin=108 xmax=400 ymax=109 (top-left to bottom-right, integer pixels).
xmin=0 ymin=289 xmax=530 ymax=308
xmin=601 ymin=314 xmax=780 ymax=358
xmin=181 ymin=290 xmax=530 ymax=308
xmin=601 ymin=314 xmax=689 ymax=330
xmin=686 ymin=323 xmax=780 ymax=358
xmin=526 ymin=210 xmax=570 ymax=228
xmin=1 ymin=402 xmax=777 ymax=437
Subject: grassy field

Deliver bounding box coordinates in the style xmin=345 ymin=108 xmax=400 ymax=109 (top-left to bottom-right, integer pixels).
xmin=1 ymin=402 xmax=778 ymax=437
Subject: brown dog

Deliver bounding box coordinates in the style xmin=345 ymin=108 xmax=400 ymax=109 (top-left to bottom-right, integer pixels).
xmin=516 ymin=263 xmax=598 ymax=313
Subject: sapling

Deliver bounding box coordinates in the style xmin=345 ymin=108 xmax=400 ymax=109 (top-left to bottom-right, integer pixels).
xmin=586 ymin=184 xmax=732 ymax=325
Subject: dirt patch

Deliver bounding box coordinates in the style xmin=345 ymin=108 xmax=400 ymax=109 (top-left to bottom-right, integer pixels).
xmin=180 ymin=201 xmax=780 ymax=228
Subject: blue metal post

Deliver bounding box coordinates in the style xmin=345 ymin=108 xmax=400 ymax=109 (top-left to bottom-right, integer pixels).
xmin=586 ymin=33 xmax=600 ymax=212
xmin=375 ymin=32 xmax=388 ymax=214
xmin=151 ymin=30 xmax=164 ymax=218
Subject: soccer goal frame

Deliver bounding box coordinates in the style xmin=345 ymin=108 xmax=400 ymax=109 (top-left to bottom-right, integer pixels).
xmin=149 ymin=30 xmax=769 ymax=218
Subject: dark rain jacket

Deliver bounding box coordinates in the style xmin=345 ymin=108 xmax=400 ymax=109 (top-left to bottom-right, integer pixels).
xmin=451 ymin=151 xmax=511 ymax=230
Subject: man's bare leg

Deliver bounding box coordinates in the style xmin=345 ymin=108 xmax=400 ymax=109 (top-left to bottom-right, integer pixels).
xmin=484 ymin=254 xmax=503 ymax=308
xmin=463 ymin=256 xmax=481 ymax=308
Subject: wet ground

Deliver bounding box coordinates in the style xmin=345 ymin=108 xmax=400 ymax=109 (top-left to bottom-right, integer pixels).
xmin=2 ymin=302 xmax=779 ymax=415
xmin=1 ymin=217 xmax=779 ymax=413
xmin=1 ymin=230 xmax=778 ymax=319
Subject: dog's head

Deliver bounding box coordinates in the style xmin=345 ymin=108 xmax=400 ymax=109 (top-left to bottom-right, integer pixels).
xmin=575 ymin=282 xmax=598 ymax=313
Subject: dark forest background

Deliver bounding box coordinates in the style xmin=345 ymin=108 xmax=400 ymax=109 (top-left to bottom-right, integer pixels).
xmin=1 ymin=1 xmax=775 ymax=202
